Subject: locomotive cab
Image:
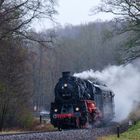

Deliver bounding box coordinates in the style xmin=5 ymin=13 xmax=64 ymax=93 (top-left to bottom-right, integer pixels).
xmin=94 ymin=85 xmax=115 ymax=122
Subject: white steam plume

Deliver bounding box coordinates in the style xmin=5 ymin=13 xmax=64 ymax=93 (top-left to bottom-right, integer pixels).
xmin=74 ymin=62 xmax=140 ymax=121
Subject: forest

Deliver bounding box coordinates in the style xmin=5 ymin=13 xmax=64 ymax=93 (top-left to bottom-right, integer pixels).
xmin=0 ymin=0 xmax=139 ymax=130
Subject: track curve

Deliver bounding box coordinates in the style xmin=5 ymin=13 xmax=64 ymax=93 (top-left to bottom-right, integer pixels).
xmin=0 ymin=121 xmax=130 ymax=140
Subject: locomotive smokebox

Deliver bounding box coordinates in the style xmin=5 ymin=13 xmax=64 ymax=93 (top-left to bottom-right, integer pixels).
xmin=62 ymin=71 xmax=71 ymax=78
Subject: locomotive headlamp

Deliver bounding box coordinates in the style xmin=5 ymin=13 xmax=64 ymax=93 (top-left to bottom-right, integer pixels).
xmin=64 ymin=84 xmax=68 ymax=87
xmin=54 ymin=109 xmax=58 ymax=112
xmin=75 ymin=107 xmax=80 ymax=111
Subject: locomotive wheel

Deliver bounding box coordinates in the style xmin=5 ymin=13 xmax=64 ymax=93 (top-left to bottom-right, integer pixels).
xmin=58 ymin=127 xmax=62 ymax=131
xmin=86 ymin=122 xmax=90 ymax=129
xmin=85 ymin=115 xmax=92 ymax=129
xmin=75 ymin=117 xmax=80 ymax=128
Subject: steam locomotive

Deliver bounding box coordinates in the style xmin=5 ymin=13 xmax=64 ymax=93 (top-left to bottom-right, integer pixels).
xmin=50 ymin=72 xmax=115 ymax=129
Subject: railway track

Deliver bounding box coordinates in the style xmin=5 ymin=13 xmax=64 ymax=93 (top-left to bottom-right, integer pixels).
xmin=0 ymin=130 xmax=57 ymax=137
xmin=0 ymin=121 xmax=130 ymax=140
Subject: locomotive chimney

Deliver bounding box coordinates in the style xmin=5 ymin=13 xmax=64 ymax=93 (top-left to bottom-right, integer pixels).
xmin=62 ymin=71 xmax=71 ymax=78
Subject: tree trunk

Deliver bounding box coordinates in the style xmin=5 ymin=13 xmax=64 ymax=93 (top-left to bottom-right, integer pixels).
xmin=0 ymin=104 xmax=7 ymax=131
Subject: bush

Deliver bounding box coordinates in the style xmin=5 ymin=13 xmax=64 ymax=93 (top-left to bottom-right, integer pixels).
xmin=128 ymin=105 xmax=140 ymax=121
xmin=18 ymin=111 xmax=34 ymax=129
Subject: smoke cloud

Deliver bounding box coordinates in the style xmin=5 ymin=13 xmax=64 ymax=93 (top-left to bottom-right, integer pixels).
xmin=74 ymin=61 xmax=140 ymax=121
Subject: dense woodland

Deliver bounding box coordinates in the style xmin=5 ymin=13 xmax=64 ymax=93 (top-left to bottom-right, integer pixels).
xmin=29 ymin=20 xmax=140 ymax=111
xmin=0 ymin=0 xmax=139 ymax=130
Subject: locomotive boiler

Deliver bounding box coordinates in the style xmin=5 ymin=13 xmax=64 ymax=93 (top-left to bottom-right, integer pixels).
xmin=50 ymin=72 xmax=115 ymax=129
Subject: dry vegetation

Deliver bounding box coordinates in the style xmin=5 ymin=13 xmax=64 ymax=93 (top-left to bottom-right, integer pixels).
xmin=0 ymin=117 xmax=57 ymax=134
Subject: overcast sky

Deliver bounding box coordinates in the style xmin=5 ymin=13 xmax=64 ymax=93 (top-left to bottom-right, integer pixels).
xmin=32 ymin=0 xmax=114 ymax=32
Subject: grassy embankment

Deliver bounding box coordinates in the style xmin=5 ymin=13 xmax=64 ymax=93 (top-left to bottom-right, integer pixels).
xmin=98 ymin=121 xmax=140 ymax=140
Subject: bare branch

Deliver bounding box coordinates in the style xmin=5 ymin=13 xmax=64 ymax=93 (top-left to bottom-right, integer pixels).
xmin=91 ymin=0 xmax=140 ymax=32
xmin=0 ymin=0 xmax=57 ymax=43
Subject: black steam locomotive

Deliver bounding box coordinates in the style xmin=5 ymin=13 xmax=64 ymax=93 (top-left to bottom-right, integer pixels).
xmin=50 ymin=72 xmax=115 ymax=129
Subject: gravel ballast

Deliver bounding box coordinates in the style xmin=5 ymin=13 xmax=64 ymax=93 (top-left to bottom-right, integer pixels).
xmin=0 ymin=126 xmax=118 ymax=140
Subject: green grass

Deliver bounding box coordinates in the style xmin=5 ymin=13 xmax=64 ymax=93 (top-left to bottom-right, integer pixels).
xmin=98 ymin=121 xmax=140 ymax=140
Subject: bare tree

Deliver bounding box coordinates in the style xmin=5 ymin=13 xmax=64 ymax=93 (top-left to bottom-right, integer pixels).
xmin=92 ymin=0 xmax=140 ymax=32
xmin=0 ymin=0 xmax=57 ymax=42
xmin=0 ymin=39 xmax=32 ymax=131
xmin=91 ymin=0 xmax=140 ymax=62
